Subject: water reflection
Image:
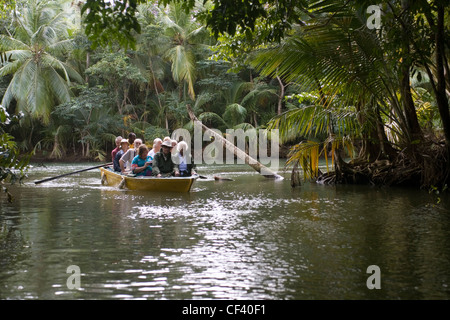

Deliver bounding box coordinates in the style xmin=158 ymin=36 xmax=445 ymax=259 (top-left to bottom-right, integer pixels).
xmin=0 ymin=163 xmax=449 ymax=299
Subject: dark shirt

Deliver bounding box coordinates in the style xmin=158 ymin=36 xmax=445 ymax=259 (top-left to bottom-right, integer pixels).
xmin=152 ymin=151 xmax=176 ymax=175
xmin=111 ymin=146 xmax=120 ymax=162
xmin=113 ymin=150 xmax=124 ymax=172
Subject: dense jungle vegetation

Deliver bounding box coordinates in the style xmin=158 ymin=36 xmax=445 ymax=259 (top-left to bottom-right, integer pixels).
xmin=1 ymin=0 xmax=449 ymax=192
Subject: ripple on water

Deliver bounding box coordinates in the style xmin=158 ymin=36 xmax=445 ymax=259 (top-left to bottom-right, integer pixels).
xmin=5 ymin=164 xmax=450 ymax=300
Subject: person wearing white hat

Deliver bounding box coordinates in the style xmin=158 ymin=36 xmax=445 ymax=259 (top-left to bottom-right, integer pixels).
xmin=119 ymin=138 xmax=142 ymax=173
xmin=152 ymin=140 xmax=180 ymax=177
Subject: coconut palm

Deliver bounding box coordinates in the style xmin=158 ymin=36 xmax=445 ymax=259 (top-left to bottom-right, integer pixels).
xmin=0 ymin=0 xmax=83 ymax=124
xmin=157 ymin=0 xmax=211 ymax=101
xmin=135 ymin=2 xmax=172 ymax=129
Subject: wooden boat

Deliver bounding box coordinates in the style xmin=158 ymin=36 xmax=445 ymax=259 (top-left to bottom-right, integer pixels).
xmin=100 ymin=167 xmax=197 ymax=192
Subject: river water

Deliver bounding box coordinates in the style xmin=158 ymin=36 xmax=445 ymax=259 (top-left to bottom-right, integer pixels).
xmin=1 ymin=162 xmax=449 ymax=300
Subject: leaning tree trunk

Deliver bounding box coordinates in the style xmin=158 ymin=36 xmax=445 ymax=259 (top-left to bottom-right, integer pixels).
xmin=186 ymin=104 xmax=283 ymax=179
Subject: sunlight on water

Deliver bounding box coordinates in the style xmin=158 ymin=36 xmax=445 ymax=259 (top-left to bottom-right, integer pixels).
xmin=1 ymin=163 xmax=450 ymax=300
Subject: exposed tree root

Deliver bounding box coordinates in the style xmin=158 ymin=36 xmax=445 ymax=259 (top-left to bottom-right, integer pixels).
xmin=315 ymin=139 xmax=449 ymax=189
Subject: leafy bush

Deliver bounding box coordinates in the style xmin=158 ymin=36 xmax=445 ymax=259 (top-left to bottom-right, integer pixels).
xmin=143 ymin=125 xmax=169 ymax=146
xmin=1 ymin=106 xmax=30 ymax=202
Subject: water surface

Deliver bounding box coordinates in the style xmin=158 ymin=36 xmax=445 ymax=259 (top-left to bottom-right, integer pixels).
xmin=1 ymin=163 xmax=449 ymax=300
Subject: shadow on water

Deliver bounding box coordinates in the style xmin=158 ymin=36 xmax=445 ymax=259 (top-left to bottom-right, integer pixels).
xmin=0 ymin=163 xmax=449 ymax=299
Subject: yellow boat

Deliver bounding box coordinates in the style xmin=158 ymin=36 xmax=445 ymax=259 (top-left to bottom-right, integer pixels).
xmin=100 ymin=167 xmax=197 ymax=192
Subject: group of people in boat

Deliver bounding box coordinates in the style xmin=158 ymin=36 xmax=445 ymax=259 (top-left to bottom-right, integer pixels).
xmin=111 ymin=132 xmax=197 ymax=178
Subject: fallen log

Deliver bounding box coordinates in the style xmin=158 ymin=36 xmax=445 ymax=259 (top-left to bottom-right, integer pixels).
xmin=186 ymin=104 xmax=283 ymax=179
xmin=214 ymin=175 xmax=234 ymax=181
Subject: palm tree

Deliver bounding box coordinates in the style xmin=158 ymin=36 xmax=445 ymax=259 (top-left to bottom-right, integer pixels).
xmin=240 ymin=80 xmax=278 ymax=127
xmin=135 ymin=2 xmax=171 ymax=129
xmin=252 ymin=5 xmax=398 ymax=179
xmin=251 ymin=1 xmax=450 ymax=188
xmin=157 ymin=1 xmax=210 ymax=101
xmin=0 ymin=0 xmax=83 ymax=125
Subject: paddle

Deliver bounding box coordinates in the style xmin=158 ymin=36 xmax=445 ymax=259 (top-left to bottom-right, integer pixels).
xmin=34 ymin=162 xmax=113 ymax=185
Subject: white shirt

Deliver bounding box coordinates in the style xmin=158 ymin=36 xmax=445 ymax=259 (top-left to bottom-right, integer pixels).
xmin=178 ymin=154 xmax=188 ymax=172
xmin=120 ymin=148 xmax=136 ymax=170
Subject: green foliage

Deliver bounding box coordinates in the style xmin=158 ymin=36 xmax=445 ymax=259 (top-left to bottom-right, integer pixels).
xmin=87 ymin=52 xmax=147 ymax=85
xmin=81 ymin=0 xmax=143 ymax=49
xmin=157 ymin=1 xmax=211 ymax=100
xmin=0 ymin=0 xmax=15 ymax=19
xmin=0 ymin=0 xmax=83 ymax=124
xmin=1 ymin=105 xmax=30 ymax=202
xmin=143 ymin=125 xmax=169 ymax=146
xmin=203 ymin=0 xmax=306 ymax=42
xmin=86 ymin=52 xmax=147 ymax=115
xmin=51 ymin=86 xmax=120 ymax=159
xmin=223 ymin=103 xmax=247 ymax=127
xmin=210 ymin=21 xmax=282 ymax=72
xmin=2 ymin=0 xmax=446 ymax=189
xmin=81 ymin=0 xmax=308 ymax=50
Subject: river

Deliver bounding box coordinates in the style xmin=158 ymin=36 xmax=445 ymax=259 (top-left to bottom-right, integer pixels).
xmin=1 ymin=162 xmax=449 ymax=300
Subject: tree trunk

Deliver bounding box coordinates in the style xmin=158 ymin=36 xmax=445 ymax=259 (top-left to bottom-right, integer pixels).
xmin=85 ymin=52 xmax=90 ymax=83
xmin=276 ymin=75 xmax=285 ymax=115
xmin=400 ymin=65 xmax=422 ymax=142
xmin=376 ymin=106 xmax=398 ymax=160
xmin=399 ymin=1 xmax=422 ymax=143
xmin=435 ymin=4 xmax=450 ymax=150
xmin=355 ymin=101 xmax=382 ymax=162
xmin=186 ymin=104 xmax=283 ymax=179
xmin=149 ymin=59 xmax=165 ymax=124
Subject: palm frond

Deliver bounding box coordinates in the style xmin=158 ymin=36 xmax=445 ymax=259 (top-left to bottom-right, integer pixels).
xmin=223 ymin=103 xmax=247 ymax=127
xmin=286 ymin=140 xmax=322 ymax=180
xmin=197 ymin=111 xmax=227 ymax=129
xmin=0 ymin=35 xmax=30 ymax=51
xmin=46 ymin=67 xmax=72 ymax=105
xmin=166 ymin=45 xmax=196 ymax=99
xmin=47 ymin=39 xmax=75 ymax=56
xmin=0 ymin=58 xmax=25 ymax=77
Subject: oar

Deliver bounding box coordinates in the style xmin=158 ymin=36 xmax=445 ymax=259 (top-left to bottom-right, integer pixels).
xmin=34 ymin=163 xmax=113 ymax=185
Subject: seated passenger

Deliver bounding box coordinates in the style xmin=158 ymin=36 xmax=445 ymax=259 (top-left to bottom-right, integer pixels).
xmin=171 ymin=139 xmax=178 ymax=155
xmin=111 ymin=135 xmax=122 ymax=161
xmin=113 ymin=139 xmax=129 ymax=172
xmin=148 ymin=138 xmax=162 ymax=160
xmin=128 ymin=132 xmax=136 ymax=149
xmin=119 ymin=138 xmax=142 ymax=173
xmin=131 ymin=144 xmax=153 ymax=176
xmin=152 ymin=140 xmax=180 ymax=177
xmin=175 ymin=141 xmax=197 ymax=177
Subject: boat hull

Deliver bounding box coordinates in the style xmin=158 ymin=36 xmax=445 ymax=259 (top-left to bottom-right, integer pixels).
xmin=100 ymin=167 xmax=196 ymax=192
